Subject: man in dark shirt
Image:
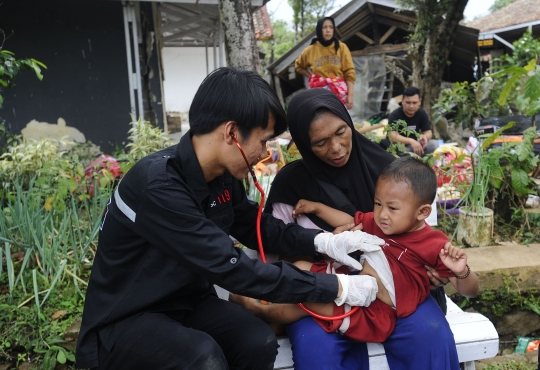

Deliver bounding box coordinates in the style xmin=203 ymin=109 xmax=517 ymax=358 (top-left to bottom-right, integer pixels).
xmin=388 ymin=86 xmax=440 ymax=155
xmin=75 ymin=68 xmax=384 ymax=370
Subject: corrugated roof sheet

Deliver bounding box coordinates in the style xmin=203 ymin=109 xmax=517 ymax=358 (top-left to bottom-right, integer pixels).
xmin=464 ymin=0 xmax=540 ymax=33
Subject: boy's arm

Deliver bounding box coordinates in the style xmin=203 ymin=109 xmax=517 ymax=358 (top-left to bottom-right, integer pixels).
xmin=293 ymin=199 xmax=355 ymax=228
xmin=440 ymin=244 xmax=480 ymax=298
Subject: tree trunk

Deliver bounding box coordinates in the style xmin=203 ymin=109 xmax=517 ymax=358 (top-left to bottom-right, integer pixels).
xmin=408 ymin=0 xmax=469 ymax=120
xmin=219 ymin=0 xmax=259 ymax=72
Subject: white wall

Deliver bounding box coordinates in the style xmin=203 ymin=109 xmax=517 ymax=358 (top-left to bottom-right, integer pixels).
xmin=162 ymin=47 xmax=224 ymax=113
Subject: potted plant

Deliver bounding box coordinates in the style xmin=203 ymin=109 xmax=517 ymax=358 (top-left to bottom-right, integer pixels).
xmin=456 ymin=137 xmax=495 ymax=248
xmin=456 ymin=121 xmax=539 ymax=247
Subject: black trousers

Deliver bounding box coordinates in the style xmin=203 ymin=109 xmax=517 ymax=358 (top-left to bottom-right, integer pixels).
xmin=94 ymin=294 xmax=278 ymax=370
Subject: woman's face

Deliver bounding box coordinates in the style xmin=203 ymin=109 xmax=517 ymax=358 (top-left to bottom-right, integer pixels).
xmin=308 ymin=112 xmax=353 ymax=167
xmin=321 ymin=19 xmax=334 ymax=41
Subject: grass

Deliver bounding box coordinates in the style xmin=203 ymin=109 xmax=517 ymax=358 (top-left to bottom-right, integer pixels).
xmin=0 ymin=177 xmax=112 ymax=368
xmin=480 ymin=361 xmax=537 ymax=370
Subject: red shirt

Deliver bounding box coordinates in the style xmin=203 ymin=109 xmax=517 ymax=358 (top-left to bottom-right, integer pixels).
xmin=355 ymin=211 xmax=454 ymax=317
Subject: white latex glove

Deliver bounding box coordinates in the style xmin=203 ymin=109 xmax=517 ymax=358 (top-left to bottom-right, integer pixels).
xmin=334 ymin=274 xmax=378 ymax=307
xmin=314 ymin=230 xmax=385 ymax=270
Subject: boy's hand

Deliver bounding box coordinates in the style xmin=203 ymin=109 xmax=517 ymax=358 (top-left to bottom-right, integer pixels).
xmin=293 ymin=199 xmax=319 ymax=218
xmin=439 ymin=243 xmax=468 ymax=276
xmin=333 ymin=223 xmax=363 ymax=234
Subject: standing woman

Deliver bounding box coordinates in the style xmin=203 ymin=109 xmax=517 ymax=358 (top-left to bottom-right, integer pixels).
xmin=265 ymin=88 xmax=460 ymax=370
xmin=295 ymin=16 xmax=356 ymax=109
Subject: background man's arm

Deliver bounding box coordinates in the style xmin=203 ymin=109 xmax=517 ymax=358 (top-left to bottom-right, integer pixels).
xmin=419 ymin=129 xmax=433 ymax=148
xmin=389 ymin=131 xmax=424 ymax=155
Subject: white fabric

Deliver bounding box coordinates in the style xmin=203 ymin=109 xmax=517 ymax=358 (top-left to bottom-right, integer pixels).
xmin=266 ymin=203 xmax=319 ymax=263
xmin=314 ymin=230 xmax=385 ymax=270
xmin=334 ymin=274 xmax=378 ymax=307
xmin=114 ymin=188 xmax=136 ymax=222
xmin=271 ymin=203 xmax=320 ymax=230
xmin=272 ymin=202 xmax=396 ymax=308
xmin=360 ymin=245 xmax=396 ymax=307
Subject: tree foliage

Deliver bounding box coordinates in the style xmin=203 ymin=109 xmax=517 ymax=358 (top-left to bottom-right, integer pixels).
xmin=259 ymin=19 xmax=295 ymax=72
xmin=489 ymin=0 xmax=516 ymax=12
xmin=498 ymin=29 xmax=540 ymax=68
xmin=395 ymin=0 xmax=469 ymax=121
xmin=0 ymin=39 xmax=46 ymax=105
xmin=288 ymin=0 xmax=335 ymax=42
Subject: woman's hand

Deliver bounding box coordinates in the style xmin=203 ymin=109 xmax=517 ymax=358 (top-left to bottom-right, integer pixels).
xmin=346 ymin=80 xmax=354 ymax=110
xmin=425 ymin=265 xmax=450 ymax=288
xmin=346 ymin=94 xmax=354 ymax=110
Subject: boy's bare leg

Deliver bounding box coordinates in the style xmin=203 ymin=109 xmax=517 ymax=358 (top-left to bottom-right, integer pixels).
xmin=229 ymin=294 xmax=311 ymax=324
xmin=229 ymin=260 xmax=335 ymax=324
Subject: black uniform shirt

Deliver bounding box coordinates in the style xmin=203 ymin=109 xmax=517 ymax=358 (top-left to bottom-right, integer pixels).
xmin=388 ymin=106 xmax=431 ymax=139
xmin=75 ymin=132 xmax=338 ymax=369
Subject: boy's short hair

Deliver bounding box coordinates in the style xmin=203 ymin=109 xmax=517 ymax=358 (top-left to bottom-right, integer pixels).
xmin=378 ymin=156 xmax=437 ymax=205
xmin=188 ymin=67 xmax=287 ymax=140
xmin=402 ymin=86 xmax=421 ymax=98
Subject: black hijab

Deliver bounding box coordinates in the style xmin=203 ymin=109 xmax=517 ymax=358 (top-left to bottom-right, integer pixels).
xmin=265 ymin=89 xmax=395 ymax=230
xmin=311 ymin=17 xmax=340 ymax=52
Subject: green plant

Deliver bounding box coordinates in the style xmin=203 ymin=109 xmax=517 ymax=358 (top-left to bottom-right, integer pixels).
xmin=482 ymin=361 xmax=537 ymax=370
xmin=0 ymin=117 xmax=18 ymax=154
xmin=497 ymin=29 xmax=540 ymax=68
xmin=117 ymin=116 xmax=173 ymax=173
xmin=433 ymin=81 xmax=484 ymax=130
xmin=0 ymin=174 xmax=106 ymax=367
xmin=0 ymin=47 xmax=46 ymax=105
xmin=494 ymin=58 xmax=540 ymax=128
xmin=457 ymin=119 xmax=538 ymax=217
xmin=433 ymin=78 xmax=510 ymax=131
xmin=0 ymin=271 xmax=85 ymax=368
xmin=383 ymin=119 xmax=419 ymax=156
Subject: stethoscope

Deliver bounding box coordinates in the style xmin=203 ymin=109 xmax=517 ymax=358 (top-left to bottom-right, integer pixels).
xmin=231 ymin=133 xmax=359 ymax=320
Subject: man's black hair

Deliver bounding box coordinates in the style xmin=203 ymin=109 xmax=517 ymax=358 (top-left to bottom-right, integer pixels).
xmin=188 ymin=67 xmax=287 ymax=140
xmin=402 ymin=86 xmax=421 ymax=98
xmin=378 ymin=156 xmax=437 ymax=205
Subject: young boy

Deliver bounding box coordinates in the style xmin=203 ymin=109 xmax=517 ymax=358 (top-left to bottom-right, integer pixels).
xmin=231 ymin=156 xmax=479 ymax=343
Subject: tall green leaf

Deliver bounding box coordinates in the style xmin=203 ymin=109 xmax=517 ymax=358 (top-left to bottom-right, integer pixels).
xmin=524 ymin=67 xmax=540 ymax=101
xmin=498 ymin=73 xmax=524 ymax=105
xmin=481 ymin=121 xmax=517 ymax=150
xmin=511 ymin=168 xmax=533 ymax=196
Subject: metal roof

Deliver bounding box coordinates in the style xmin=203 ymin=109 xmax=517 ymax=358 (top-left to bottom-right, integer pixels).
xmin=268 ymin=0 xmax=478 ymax=77
xmin=145 ymin=0 xmax=271 ymax=47
xmin=465 ymin=0 xmax=540 ymax=34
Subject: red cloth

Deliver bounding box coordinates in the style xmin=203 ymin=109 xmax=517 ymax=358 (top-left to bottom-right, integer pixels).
xmin=308 ymin=74 xmax=348 ymax=105
xmin=309 ymin=211 xmax=453 ymax=343
xmin=310 ymin=261 xmax=396 ymax=343
xmin=355 ymin=211 xmax=454 ymax=318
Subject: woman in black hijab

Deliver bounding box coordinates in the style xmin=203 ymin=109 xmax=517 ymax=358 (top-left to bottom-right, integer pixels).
xmin=295 ymin=17 xmax=356 ymax=109
xmin=265 ymin=89 xmax=459 ymax=370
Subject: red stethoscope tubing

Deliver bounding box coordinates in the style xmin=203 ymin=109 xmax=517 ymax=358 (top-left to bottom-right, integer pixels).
xmin=232 ymin=134 xmax=359 ymax=320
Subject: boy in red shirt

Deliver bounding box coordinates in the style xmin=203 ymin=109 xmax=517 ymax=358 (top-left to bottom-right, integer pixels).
xmin=231 ymin=156 xmax=479 ymax=342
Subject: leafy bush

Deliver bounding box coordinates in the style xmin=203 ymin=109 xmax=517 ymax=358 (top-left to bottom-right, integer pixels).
xmin=498 ymin=29 xmax=540 ymax=68
xmin=117 ymin=116 xmax=173 ymax=174
xmin=482 ymin=361 xmax=537 ymax=370
xmin=0 ymin=48 xmax=46 ymax=105
xmin=0 ymin=116 xmax=173 ymax=367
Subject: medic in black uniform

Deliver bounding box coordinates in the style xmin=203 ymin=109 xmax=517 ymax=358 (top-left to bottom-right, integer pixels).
xmin=76 ymin=68 xmax=380 ymax=370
